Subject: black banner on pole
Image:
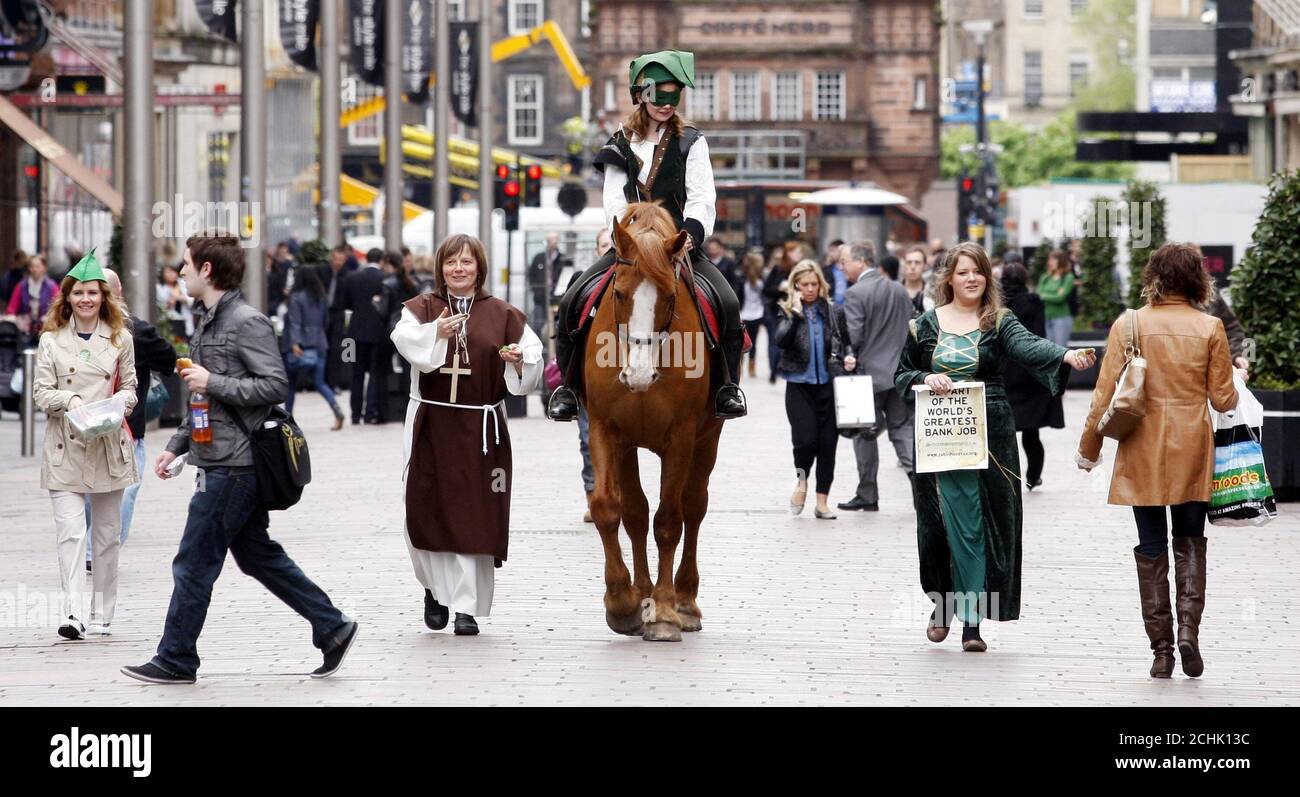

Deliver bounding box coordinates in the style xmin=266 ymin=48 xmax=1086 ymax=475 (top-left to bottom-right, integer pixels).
xmin=279 ymin=0 xmax=320 ymax=71
xmin=402 ymin=0 xmax=432 ymax=103
xmin=348 ymin=0 xmax=384 ymax=87
xmin=195 ymin=0 xmax=239 ymax=43
xmin=449 ymin=21 xmax=478 ymax=127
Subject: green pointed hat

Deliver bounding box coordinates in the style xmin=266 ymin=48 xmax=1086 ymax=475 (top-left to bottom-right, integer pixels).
xmin=628 ymin=50 xmax=695 ymax=89
xmin=66 ymin=248 xmax=106 ymax=284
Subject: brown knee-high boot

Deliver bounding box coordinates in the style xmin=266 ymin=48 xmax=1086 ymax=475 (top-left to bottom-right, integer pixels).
xmin=1172 ymin=536 xmax=1207 ymax=678
xmin=1134 ymin=550 xmax=1176 ymax=678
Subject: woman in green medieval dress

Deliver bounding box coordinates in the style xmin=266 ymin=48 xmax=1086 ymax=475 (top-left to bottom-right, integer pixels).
xmin=895 ymin=242 xmax=1096 ymax=651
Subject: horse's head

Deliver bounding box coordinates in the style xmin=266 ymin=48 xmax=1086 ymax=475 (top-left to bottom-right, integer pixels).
xmin=609 ymin=203 xmax=689 ymax=392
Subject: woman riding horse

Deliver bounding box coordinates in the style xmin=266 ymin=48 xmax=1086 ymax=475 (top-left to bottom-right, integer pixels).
xmin=547 ymin=49 xmax=747 ymax=421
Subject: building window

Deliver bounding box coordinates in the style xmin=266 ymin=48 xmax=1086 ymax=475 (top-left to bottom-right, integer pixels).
xmin=508 ymin=74 xmax=544 ymax=146
xmin=689 ymin=71 xmax=718 ymax=121
xmin=913 ymin=76 xmax=928 ymax=110
xmin=1070 ymin=0 xmax=1088 ymax=15
xmin=347 ymin=68 xmax=382 ymax=145
xmin=603 ymin=77 xmax=616 ymax=110
xmin=1023 ymin=51 xmax=1042 ymax=107
xmin=814 ymin=71 xmax=845 ymax=120
xmin=1069 ymin=57 xmax=1089 ymax=98
xmin=1024 ymin=0 xmax=1043 ymax=18
xmin=448 ymin=0 xmax=466 ymax=21
xmin=580 ymin=0 xmax=591 ymax=37
xmin=772 ymin=71 xmax=802 ymax=120
xmin=730 ymin=71 xmax=760 ymax=121
xmin=508 ymin=0 xmax=542 ymax=35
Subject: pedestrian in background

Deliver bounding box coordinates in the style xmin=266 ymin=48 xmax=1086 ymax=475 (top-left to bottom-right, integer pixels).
xmin=1038 ymin=249 xmax=1075 ymax=348
xmin=339 ymin=248 xmax=390 ymax=425
xmin=7 ymin=254 xmax=59 ymax=345
xmin=704 ymin=236 xmax=742 ymax=297
xmin=324 ymin=244 xmax=351 ymax=390
xmin=738 ymin=252 xmax=766 ymax=380
xmin=0 ymin=249 xmax=28 ymax=305
xmin=285 ymin=264 xmax=345 ymax=429
xmin=838 ymin=241 xmax=915 ymax=513
xmin=776 ymin=259 xmax=847 ymax=520
xmin=898 ymin=241 xmax=1094 ymax=652
xmin=1076 ymin=242 xmax=1242 ymax=680
xmin=84 ymin=268 xmax=177 ymax=573
xmin=761 ymin=241 xmax=803 ymax=384
xmin=824 ymin=239 xmax=848 ymax=305
xmin=571 ymin=230 xmax=614 ymax=523
xmin=902 ymin=245 xmax=933 ymax=316
xmin=34 ymin=251 xmax=137 ymax=640
xmin=125 ymin=232 xmax=357 ymax=684
xmin=1000 ymin=262 xmax=1062 ymax=490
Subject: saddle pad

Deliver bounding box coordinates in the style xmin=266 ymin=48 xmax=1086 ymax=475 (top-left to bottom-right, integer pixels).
xmin=576 ymin=266 xmax=619 ymax=333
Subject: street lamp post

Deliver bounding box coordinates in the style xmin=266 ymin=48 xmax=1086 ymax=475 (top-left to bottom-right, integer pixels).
xmin=240 ymin=0 xmax=266 ymax=311
xmin=319 ymin=0 xmax=342 ymax=245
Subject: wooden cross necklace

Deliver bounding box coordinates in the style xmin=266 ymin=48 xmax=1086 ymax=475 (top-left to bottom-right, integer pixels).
xmin=440 ymin=291 xmax=474 ymax=403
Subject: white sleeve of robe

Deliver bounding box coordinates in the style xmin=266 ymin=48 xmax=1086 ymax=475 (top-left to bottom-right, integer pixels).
xmin=603 ymin=162 xmax=630 ymax=235
xmin=391 ymin=306 xmax=448 ymax=373
xmin=683 ymin=136 xmax=717 ymax=238
xmin=505 ymin=323 xmax=544 ymax=395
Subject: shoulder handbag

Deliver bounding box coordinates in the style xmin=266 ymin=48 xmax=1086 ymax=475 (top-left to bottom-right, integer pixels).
xmin=1097 ymin=309 xmax=1147 ymax=441
xmin=225 ymin=403 xmax=312 ymax=510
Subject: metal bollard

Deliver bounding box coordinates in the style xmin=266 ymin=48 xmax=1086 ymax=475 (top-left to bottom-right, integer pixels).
xmin=21 ymin=347 xmax=35 ymax=457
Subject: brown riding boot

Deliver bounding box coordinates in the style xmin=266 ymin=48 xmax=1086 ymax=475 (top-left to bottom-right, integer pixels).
xmin=1172 ymin=536 xmax=1207 ymax=678
xmin=1134 ymin=550 xmax=1176 ymax=678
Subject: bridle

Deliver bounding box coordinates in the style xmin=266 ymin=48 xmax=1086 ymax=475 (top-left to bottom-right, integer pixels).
xmin=612 ymin=252 xmax=679 ymax=346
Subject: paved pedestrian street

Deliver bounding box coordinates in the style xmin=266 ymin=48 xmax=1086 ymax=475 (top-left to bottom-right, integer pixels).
xmin=1 ymin=370 xmax=1297 ymax=707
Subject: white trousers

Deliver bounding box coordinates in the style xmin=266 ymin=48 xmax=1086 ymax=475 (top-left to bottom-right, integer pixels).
xmin=51 ymin=489 xmax=123 ymax=627
xmin=404 ymin=531 xmax=495 ymax=617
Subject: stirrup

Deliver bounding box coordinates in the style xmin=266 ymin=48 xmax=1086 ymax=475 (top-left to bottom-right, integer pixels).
xmin=547 ymin=386 xmax=579 ymax=422
xmin=714 ymin=384 xmax=747 ymax=420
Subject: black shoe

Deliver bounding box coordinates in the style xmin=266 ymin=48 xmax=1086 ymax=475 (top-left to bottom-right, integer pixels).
xmin=311 ymin=622 xmax=360 ymax=679
xmin=423 ymin=590 xmax=449 ymax=630
xmin=1027 ymin=478 xmax=1043 ymax=491
xmin=57 ymin=616 xmax=85 ymax=641
xmin=714 ymin=384 xmax=747 ymax=419
xmin=121 ymin=662 xmax=195 ymax=684
xmin=351 ymin=418 xmax=361 ymax=425
xmin=836 ymin=498 xmax=879 ymax=512
xmin=547 ymin=386 xmax=579 ymax=422
xmin=85 ymin=560 xmax=92 ymax=573
xmin=454 ymin=613 xmax=479 ymax=636
xmin=961 ymin=623 xmax=987 ymax=653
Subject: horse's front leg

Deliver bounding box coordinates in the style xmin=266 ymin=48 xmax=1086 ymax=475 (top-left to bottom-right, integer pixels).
xmin=589 ymin=420 xmax=641 ymax=636
xmin=642 ymin=442 xmax=692 ymax=642
xmin=619 ymin=448 xmax=653 ymax=604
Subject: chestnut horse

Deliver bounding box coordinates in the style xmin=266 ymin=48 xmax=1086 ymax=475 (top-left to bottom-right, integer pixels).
xmin=584 ymin=202 xmax=723 ymax=642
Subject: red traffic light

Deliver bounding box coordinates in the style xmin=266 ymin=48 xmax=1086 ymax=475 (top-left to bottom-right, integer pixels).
xmin=961 ymin=178 xmax=974 ymax=192
xmin=504 ymin=180 xmax=520 ymax=197
xmin=496 ymin=164 xmax=509 ymax=179
xmin=23 ymin=165 xmax=38 ymax=179
xmin=526 ymin=164 xmax=542 ymax=180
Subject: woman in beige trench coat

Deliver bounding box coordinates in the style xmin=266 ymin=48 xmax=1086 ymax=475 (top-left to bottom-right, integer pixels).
xmin=33 ymin=252 xmax=137 ymax=640
xmin=1076 ymin=243 xmax=1242 ymax=680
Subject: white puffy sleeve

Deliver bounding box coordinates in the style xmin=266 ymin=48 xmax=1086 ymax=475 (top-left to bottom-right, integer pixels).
xmin=391 ymin=306 xmax=448 ymax=373
xmin=603 ymin=163 xmax=630 ymax=234
xmin=683 ymin=136 xmax=717 ymax=239
xmin=504 ymin=323 xmax=544 ymax=395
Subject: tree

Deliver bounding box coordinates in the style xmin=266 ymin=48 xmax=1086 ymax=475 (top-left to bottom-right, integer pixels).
xmin=1073 ymin=0 xmax=1138 ymax=112
xmin=1121 ymin=180 xmax=1167 ymax=308
xmin=1076 ymin=199 xmax=1124 ymax=331
xmin=1232 ymin=170 xmax=1300 ymax=390
xmin=941 ymin=111 xmax=1135 ymax=186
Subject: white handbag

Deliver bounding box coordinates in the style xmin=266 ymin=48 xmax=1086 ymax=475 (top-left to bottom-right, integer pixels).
xmin=833 ymin=374 xmax=876 ymax=429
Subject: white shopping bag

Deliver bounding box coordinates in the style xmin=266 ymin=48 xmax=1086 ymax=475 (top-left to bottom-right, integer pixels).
xmin=833 ymin=374 xmax=876 ymax=429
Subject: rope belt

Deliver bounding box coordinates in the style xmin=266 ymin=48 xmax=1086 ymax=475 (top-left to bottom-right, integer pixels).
xmin=409 ymin=395 xmax=504 ymax=455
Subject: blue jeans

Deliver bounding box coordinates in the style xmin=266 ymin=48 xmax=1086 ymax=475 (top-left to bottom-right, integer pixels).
xmin=1045 ymin=315 xmax=1073 ymax=348
xmin=152 ymin=467 xmax=351 ymax=677
xmin=85 ymin=438 xmax=147 ymax=564
xmin=286 ymin=352 xmax=339 ymax=415
xmin=577 ymin=405 xmax=594 ymax=493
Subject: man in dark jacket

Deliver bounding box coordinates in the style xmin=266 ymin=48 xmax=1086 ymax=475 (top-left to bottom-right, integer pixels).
xmin=337 ymin=248 xmax=389 ymax=424
xmin=85 ymin=269 xmax=178 ymax=572
xmin=324 ymin=244 xmax=351 ymax=390
xmin=123 ymin=233 xmax=357 ymax=684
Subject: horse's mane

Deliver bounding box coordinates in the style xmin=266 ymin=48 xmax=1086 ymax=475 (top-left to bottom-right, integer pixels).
xmin=621 ymin=202 xmax=678 ymax=296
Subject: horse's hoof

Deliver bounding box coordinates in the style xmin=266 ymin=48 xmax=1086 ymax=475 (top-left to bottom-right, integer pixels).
xmin=605 ymin=610 xmax=643 ymax=636
xmin=678 ymin=611 xmax=702 ymax=632
xmin=642 ymin=621 xmax=682 ymax=642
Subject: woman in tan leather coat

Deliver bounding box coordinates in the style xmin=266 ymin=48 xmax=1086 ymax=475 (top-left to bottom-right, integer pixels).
xmin=33 ymin=253 xmax=137 ymax=640
xmin=1076 ymin=243 xmax=1241 ymax=680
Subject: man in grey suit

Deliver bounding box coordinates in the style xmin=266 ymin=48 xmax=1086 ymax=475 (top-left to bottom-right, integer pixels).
xmin=836 ymin=241 xmax=915 ymax=512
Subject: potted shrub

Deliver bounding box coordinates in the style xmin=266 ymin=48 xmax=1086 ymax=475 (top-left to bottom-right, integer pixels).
xmin=1068 ymin=200 xmax=1125 ymax=389
xmin=1122 ymin=180 xmax=1167 ymax=309
xmin=1232 ymin=170 xmax=1300 ymax=501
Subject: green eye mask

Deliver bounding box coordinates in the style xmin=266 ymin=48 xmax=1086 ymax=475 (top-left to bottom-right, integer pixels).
xmin=630 ymin=80 xmax=681 ymax=107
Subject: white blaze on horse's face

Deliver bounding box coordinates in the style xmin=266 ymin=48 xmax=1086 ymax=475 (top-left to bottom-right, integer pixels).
xmin=619 ymin=280 xmax=661 ymax=392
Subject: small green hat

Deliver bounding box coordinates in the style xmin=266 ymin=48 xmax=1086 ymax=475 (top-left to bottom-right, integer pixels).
xmin=628 ymin=50 xmax=695 ymax=89
xmin=65 ymin=248 xmax=107 ymax=284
